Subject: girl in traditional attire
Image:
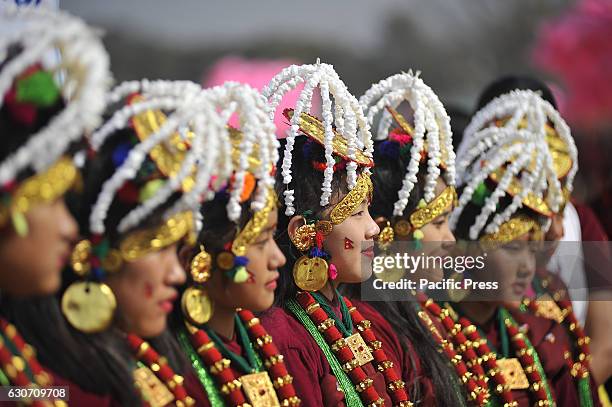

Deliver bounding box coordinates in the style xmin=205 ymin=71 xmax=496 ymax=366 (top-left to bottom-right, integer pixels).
xmin=0 ymin=6 xmax=111 ymax=405
xmin=344 ymin=71 xmax=487 ymax=406
xmin=450 ymin=88 xmax=601 ymax=406
xmin=473 ymin=76 xmax=612 ymax=390
xmin=168 ymin=82 xmax=301 ymax=407
xmin=260 ymin=62 xmax=412 ymax=407
xmin=6 ymin=79 xmax=224 ymax=406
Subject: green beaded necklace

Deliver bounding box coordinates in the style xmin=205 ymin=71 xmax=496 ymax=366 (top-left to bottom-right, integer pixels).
xmin=205 ymin=315 xmax=263 ymax=375
xmin=287 ymin=299 xmax=365 ymax=407
xmin=311 ymin=287 xmax=354 ymax=337
xmin=177 ymin=329 xmax=224 ymax=407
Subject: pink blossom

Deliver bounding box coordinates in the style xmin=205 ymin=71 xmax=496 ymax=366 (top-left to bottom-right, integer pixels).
xmin=532 ymin=0 xmax=612 ymax=130
xmin=202 ymin=56 xmax=320 ymax=138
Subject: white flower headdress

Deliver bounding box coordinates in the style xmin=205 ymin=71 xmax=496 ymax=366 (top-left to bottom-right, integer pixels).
xmin=359 ymin=71 xmax=456 ymax=217
xmin=452 ymin=89 xmax=576 ymax=240
xmin=87 ymin=80 xmax=220 ymax=236
xmin=262 ymin=60 xmax=373 ymax=216
xmin=0 ymin=6 xmax=111 ymax=184
xmin=197 ymin=81 xmax=279 ymax=223
xmin=182 ymin=82 xmax=281 ymax=285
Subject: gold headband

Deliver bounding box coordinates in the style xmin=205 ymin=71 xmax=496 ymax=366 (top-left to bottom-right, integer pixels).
xmin=488 ymin=167 xmax=553 ymax=217
xmin=71 ymin=211 xmax=195 ymax=276
xmin=284 ymin=109 xmax=373 ymax=167
xmin=120 ymin=210 xmax=194 ymax=261
xmin=386 ymin=106 xmax=452 ymax=169
xmin=479 ymin=214 xmax=541 ymax=243
xmin=231 ymin=188 xmax=277 ymax=257
xmin=409 ymin=186 xmax=457 ymax=229
xmin=329 ymin=173 xmax=373 ymax=225
xmin=130 ymin=95 xmax=195 ymax=192
xmin=0 ymin=157 xmax=78 ymax=228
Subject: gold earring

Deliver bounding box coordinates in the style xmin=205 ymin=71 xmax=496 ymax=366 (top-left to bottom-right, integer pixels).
xmin=61 ymin=281 xmax=117 ymax=333
xmin=291 ymin=224 xmax=316 ymax=252
xmin=377 ymin=221 xmax=395 ymax=250
xmin=181 ymin=245 xmax=214 ymax=325
xmin=447 ymin=272 xmax=470 ymax=302
xmin=63 ymin=240 xmax=117 ymax=333
xmin=190 ymin=245 xmax=212 ymax=283
xmin=293 ymin=255 xmax=328 ymax=292
xmin=181 ymin=286 xmax=214 ymax=326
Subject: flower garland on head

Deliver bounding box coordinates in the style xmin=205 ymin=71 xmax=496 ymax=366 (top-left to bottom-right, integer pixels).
xmin=264 ymin=61 xmax=375 ymax=292
xmin=359 ymin=70 xmax=455 ymax=216
xmin=175 ymin=82 xmax=301 ymax=406
xmin=452 ymin=90 xmax=574 ymax=240
xmin=62 ymin=80 xmax=221 ymax=332
xmin=0 ymin=6 xmax=110 ymax=182
xmin=0 ymin=6 xmax=110 ymax=234
xmin=88 ymin=80 xmax=221 ymax=235
xmin=179 ymin=82 xmax=280 ymax=283
xmin=262 ymin=60 xmax=373 ymax=215
xmin=198 ymin=82 xmax=279 ymax=221
xmin=359 ymin=71 xmax=456 ymax=250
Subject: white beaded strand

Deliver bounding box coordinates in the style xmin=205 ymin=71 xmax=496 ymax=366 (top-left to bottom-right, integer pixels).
xmin=453 ymin=89 xmax=572 ymax=238
xmin=0 ymin=6 xmax=111 ymax=184
xmin=263 ymin=61 xmax=372 ymax=215
xmin=360 ymin=71 xmax=454 ymax=216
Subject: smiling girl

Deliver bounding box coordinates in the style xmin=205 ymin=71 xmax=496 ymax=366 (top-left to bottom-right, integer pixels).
xmin=260 ymin=62 xmax=412 ymax=407
xmin=169 ymin=82 xmax=301 ymax=407
xmin=0 ymin=7 xmax=111 ymax=404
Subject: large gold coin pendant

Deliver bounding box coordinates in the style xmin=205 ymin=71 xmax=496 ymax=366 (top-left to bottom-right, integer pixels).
xmin=346 ymin=333 xmax=374 ymax=366
xmin=240 ymin=371 xmax=280 ymax=407
xmin=181 ymin=286 xmax=213 ymax=325
xmin=293 ymin=256 xmax=328 ymax=292
xmin=61 ymin=281 xmax=116 ymax=333
xmin=497 ymin=358 xmax=529 ymax=390
xmin=133 ymin=366 xmax=175 ymax=407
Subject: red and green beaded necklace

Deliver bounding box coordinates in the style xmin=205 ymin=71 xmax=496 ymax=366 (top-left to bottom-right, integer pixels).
xmin=420 ymin=298 xmax=504 ymax=405
xmin=126 ymin=334 xmax=195 ymax=407
xmin=522 ymin=275 xmax=594 ymax=407
xmin=414 ymin=302 xmax=490 ymax=406
xmin=178 ymin=309 xmax=300 ymax=407
xmin=0 ymin=318 xmax=64 ymax=407
xmin=457 ymin=307 xmax=555 ymax=406
xmin=289 ymin=289 xmax=412 ymax=407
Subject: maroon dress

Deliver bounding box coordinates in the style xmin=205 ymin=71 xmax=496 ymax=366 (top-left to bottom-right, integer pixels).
xmin=349 ymin=299 xmax=436 ymax=406
xmin=49 ymin=370 xmax=114 ymax=407
xmin=183 ymin=329 xmax=298 ymax=407
xmin=483 ymin=308 xmax=601 ymax=407
xmin=261 ymin=304 xmax=395 ymax=407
